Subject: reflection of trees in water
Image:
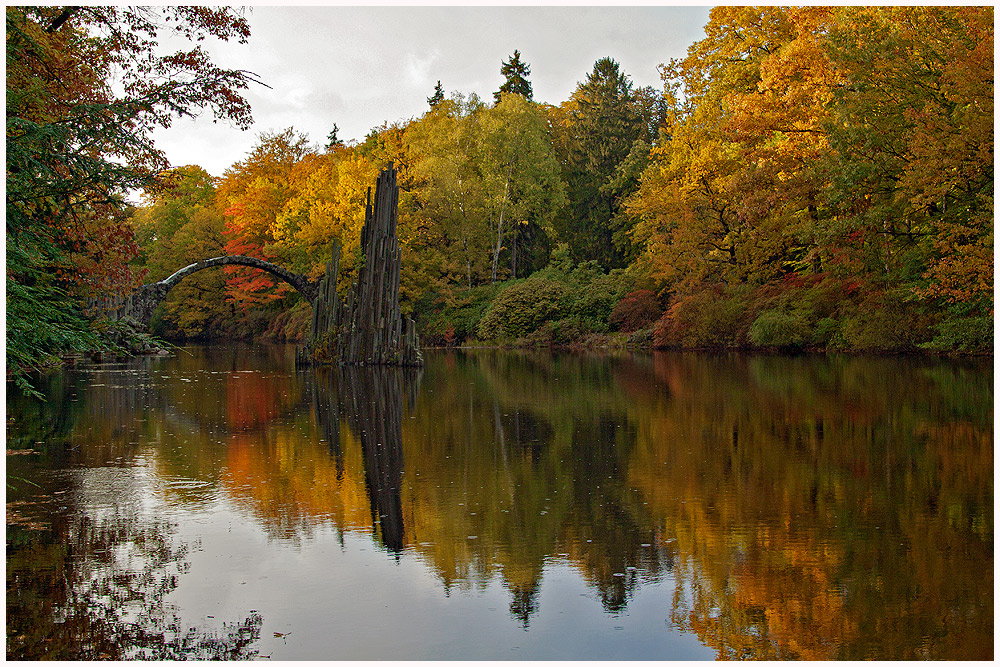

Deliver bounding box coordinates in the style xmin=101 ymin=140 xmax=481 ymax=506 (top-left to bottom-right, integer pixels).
xmin=628 ymin=352 xmax=994 ymax=660
xmin=407 ymin=350 xmax=991 ymax=651
xmin=404 ymin=351 xmax=673 ymax=627
xmin=7 ymin=492 xmax=261 ymax=659
xmin=11 ymin=347 xmax=989 ymax=657
xmin=508 ymin=585 xmax=538 ymax=627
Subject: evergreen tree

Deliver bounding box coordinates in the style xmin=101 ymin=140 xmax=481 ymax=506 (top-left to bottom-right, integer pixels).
xmin=551 ymin=57 xmax=643 ymax=269
xmin=325 ymin=123 xmax=344 ymax=149
xmin=427 ymin=80 xmax=445 ymax=108
xmin=494 ymin=49 xmax=533 ymax=103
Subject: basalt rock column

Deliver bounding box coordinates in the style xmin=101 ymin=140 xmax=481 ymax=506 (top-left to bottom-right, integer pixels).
xmin=305 ymin=163 xmax=422 ymax=366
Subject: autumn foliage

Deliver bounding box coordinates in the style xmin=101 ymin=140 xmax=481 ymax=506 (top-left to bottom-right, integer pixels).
xmin=7 ymin=6 xmax=258 ymax=385
xmin=609 ymin=290 xmax=662 ymax=333
xmin=23 ymin=6 xmax=988 ymax=357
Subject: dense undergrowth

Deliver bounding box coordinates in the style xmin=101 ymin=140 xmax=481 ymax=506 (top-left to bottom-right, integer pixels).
xmin=409 ymin=248 xmax=991 ymax=356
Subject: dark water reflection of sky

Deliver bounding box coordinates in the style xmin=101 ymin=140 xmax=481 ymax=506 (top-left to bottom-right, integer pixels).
xmin=6 ymin=345 xmax=993 ymax=660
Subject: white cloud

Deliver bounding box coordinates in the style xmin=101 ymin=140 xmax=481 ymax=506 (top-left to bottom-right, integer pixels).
xmin=403 ymin=50 xmax=442 ymax=89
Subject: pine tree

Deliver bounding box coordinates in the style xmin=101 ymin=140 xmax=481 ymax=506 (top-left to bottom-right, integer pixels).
xmin=551 ymin=57 xmax=643 ymax=269
xmin=427 ymin=80 xmax=445 ymax=108
xmin=494 ymin=50 xmax=533 ymax=103
xmin=325 ymin=123 xmax=344 ymax=149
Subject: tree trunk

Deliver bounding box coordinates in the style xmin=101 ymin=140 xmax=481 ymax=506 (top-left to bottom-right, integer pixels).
xmin=491 ymin=173 xmax=511 ymax=284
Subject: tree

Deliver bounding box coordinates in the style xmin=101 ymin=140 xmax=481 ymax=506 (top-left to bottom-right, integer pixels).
xmin=6 ymin=6 xmax=258 ymax=389
xmin=130 ymin=166 xmax=231 ymax=339
xmin=325 ymin=123 xmax=344 ymax=150
xmin=216 ymin=128 xmax=314 ymax=309
xmin=494 ymin=49 xmax=533 ymax=103
xmin=271 ymin=149 xmax=378 ymax=282
xmin=477 ymin=94 xmax=566 ymax=283
xmin=407 ymin=94 xmax=491 ymax=290
xmin=552 ymin=57 xmax=644 ymax=269
xmin=627 ymin=7 xmax=838 ymax=288
xmin=427 ymin=80 xmax=445 ymax=108
xmin=822 ymin=6 xmax=993 ymax=348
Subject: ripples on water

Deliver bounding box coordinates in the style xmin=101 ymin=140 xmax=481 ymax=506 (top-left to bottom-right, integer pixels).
xmin=6 ymin=345 xmax=993 ymax=660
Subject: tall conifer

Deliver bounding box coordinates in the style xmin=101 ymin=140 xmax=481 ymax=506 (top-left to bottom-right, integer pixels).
xmin=494 ymin=50 xmax=533 ymax=103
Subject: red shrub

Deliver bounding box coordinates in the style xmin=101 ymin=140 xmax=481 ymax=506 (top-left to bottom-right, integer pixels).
xmin=609 ymin=289 xmax=662 ymax=333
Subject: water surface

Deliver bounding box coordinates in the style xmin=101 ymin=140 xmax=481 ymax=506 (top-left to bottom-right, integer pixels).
xmin=6 ymin=346 xmax=992 ymax=659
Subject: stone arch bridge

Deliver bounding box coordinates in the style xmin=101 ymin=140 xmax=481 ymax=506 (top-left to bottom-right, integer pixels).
xmin=94 ymin=255 xmax=318 ymax=328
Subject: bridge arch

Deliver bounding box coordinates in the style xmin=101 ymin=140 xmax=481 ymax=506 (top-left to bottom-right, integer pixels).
xmin=125 ymin=255 xmax=318 ymax=327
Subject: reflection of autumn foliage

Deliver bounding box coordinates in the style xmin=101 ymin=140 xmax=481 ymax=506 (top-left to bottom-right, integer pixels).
xmin=629 ymin=353 xmax=992 ymax=659
xmin=223 ymin=429 xmax=372 ymax=542
xmin=7 ymin=506 xmax=262 ymax=659
xmin=17 ymin=347 xmax=988 ymax=656
xmin=225 ymin=372 xmax=288 ymax=430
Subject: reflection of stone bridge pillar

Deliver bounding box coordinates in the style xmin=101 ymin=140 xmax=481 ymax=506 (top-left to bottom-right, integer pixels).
xmin=314 ymin=365 xmax=421 ymax=553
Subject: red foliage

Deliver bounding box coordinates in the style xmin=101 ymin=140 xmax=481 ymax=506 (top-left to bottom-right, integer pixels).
xmin=221 ymin=222 xmax=289 ymax=308
xmin=609 ymin=290 xmax=662 ymax=333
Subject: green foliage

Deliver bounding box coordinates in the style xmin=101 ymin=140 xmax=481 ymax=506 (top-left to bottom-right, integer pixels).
xmin=748 ymin=309 xmax=810 ymax=349
xmin=831 ymin=291 xmax=931 ymax=353
xmin=567 ymin=270 xmax=629 ymax=333
xmin=418 ymin=283 xmax=504 ymax=345
xmin=919 ymin=317 xmax=993 ymax=355
xmin=552 ymin=57 xmax=649 ymax=270
xmin=6 ymin=278 xmax=97 ymax=395
xmin=494 ymin=49 xmax=533 ymax=103
xmin=131 ymin=166 xmax=233 ymax=340
xmin=427 ymin=80 xmax=445 ymax=108
xmin=477 ymin=278 xmax=570 ymax=341
xmin=6 ymin=6 xmax=257 ymax=391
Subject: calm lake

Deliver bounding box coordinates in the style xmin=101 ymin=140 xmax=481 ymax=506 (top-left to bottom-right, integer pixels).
xmin=6 ymin=345 xmax=993 ymax=660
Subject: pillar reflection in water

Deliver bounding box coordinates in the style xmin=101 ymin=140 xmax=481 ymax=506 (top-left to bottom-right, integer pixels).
xmin=313 ymin=365 xmax=421 ymax=553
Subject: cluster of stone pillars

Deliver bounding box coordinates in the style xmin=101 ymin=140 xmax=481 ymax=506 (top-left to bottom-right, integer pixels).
xmin=298 ymin=163 xmax=423 ymax=367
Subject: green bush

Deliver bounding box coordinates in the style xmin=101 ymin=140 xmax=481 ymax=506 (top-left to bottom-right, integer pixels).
xmin=833 ymin=291 xmax=930 ymax=352
xmin=416 ymin=283 xmax=504 ymax=345
xmin=920 ymin=315 xmax=993 ymax=354
xmin=748 ymin=309 xmax=810 ymax=348
xmin=477 ymin=278 xmax=570 ymax=340
xmin=546 ymin=318 xmax=588 ymax=346
xmin=568 ymin=270 xmax=629 ymax=332
xmin=811 ymin=317 xmax=840 ymax=347
xmin=626 ymin=327 xmax=655 ymax=348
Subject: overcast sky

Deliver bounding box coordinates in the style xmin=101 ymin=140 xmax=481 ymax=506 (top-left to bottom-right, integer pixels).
xmin=151 ymin=5 xmax=714 ymax=177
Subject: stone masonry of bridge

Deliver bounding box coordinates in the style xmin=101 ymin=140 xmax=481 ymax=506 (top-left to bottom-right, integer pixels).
xmin=98 ymin=255 xmax=319 ymax=329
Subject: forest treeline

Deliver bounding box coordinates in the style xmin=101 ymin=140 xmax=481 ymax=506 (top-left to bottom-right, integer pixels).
xmin=7 ymin=7 xmax=994 ymax=387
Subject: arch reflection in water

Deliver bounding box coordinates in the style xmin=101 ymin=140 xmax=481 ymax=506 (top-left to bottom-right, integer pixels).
xmin=313 ymin=365 xmax=421 ymax=554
